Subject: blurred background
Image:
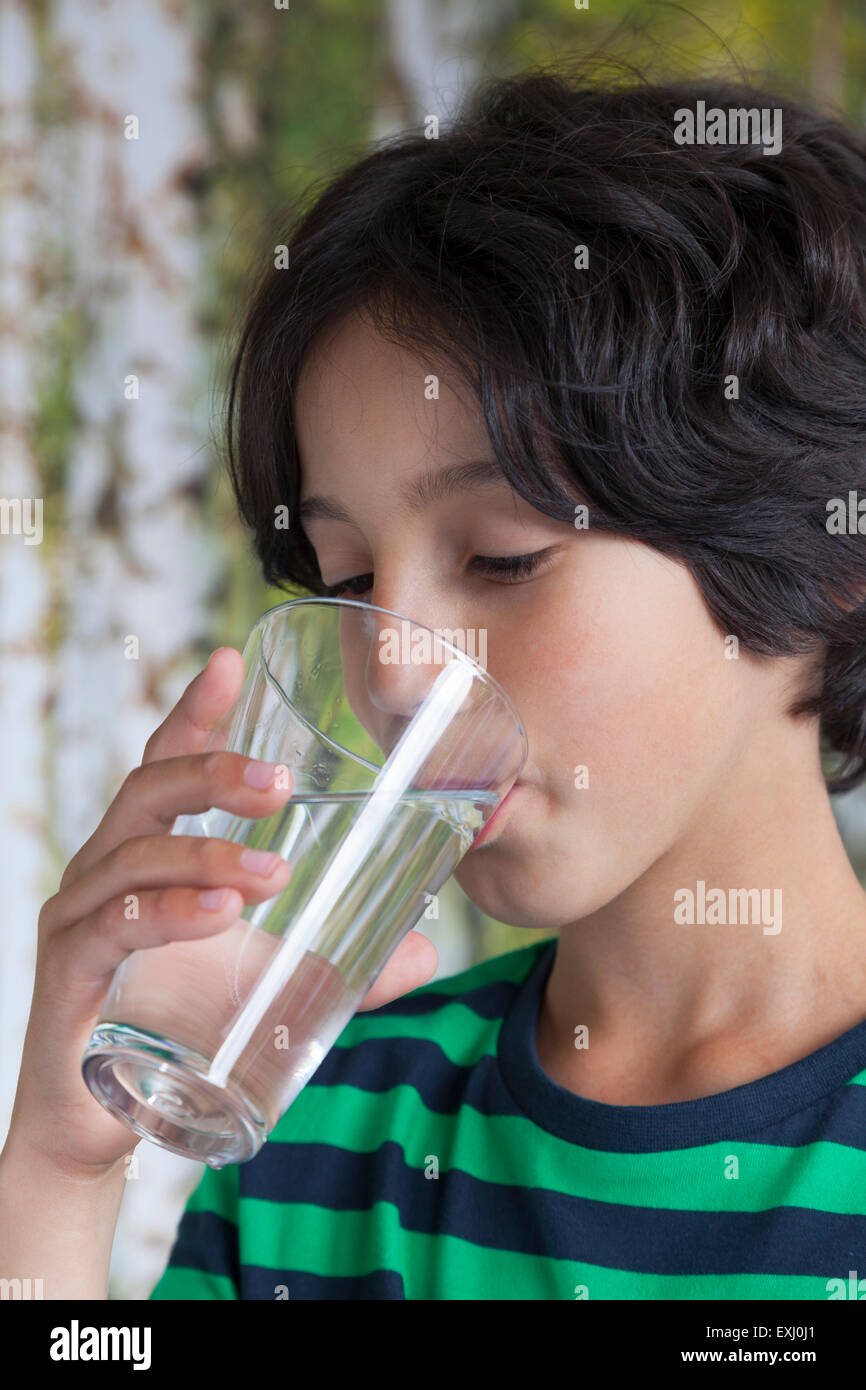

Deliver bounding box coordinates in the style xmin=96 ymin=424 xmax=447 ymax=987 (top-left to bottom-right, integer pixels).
xmin=1 ymin=0 xmax=864 ymax=1299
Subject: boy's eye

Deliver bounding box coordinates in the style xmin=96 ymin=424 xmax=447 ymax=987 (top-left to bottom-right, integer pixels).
xmin=322 ymin=550 xmax=551 ymax=598
xmin=323 ymin=572 xmax=375 ymax=598
xmin=469 ymin=551 xmax=551 ymax=582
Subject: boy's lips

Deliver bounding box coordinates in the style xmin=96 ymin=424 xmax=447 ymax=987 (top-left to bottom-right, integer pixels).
xmin=468 ymin=782 xmax=521 ymax=849
xmin=413 ymin=776 xmax=528 ymax=848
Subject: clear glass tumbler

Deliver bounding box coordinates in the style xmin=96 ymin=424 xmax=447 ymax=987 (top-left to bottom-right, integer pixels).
xmin=81 ymin=597 xmax=527 ymax=1167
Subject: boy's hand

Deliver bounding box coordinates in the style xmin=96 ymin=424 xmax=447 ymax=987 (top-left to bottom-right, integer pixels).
xmin=5 ymin=647 xmax=438 ymax=1180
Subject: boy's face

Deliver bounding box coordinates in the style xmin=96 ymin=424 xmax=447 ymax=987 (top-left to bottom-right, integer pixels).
xmin=295 ymin=310 xmax=809 ymax=931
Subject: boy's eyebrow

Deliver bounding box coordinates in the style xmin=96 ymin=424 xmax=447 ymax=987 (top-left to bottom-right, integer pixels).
xmin=298 ymin=459 xmax=506 ymax=526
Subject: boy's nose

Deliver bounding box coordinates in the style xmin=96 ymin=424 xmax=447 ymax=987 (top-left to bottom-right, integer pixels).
xmin=368 ymin=631 xmax=443 ymax=715
xmin=340 ymin=607 xmax=477 ymax=765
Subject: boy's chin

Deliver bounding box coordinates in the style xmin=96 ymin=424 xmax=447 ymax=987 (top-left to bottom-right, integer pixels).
xmin=454 ymin=862 xmax=591 ymax=934
xmin=455 ymin=843 xmax=651 ymax=932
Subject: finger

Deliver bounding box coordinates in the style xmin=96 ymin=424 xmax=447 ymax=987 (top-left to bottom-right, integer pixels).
xmin=142 ymin=646 xmax=246 ymax=765
xmin=41 ymin=834 xmax=292 ymax=937
xmin=60 ymin=751 xmax=294 ymax=888
xmin=357 ymin=930 xmax=438 ymax=1011
xmin=44 ymin=885 xmax=247 ymax=998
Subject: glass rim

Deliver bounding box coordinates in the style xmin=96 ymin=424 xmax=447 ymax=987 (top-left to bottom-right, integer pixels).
xmin=250 ymin=594 xmax=528 ymax=762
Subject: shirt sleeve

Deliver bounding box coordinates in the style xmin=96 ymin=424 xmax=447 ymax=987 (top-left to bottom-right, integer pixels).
xmin=148 ymin=1161 xmax=241 ymax=1300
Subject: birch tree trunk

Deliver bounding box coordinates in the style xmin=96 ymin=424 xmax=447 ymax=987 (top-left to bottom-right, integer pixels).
xmin=0 ymin=0 xmax=52 ymax=1142
xmin=50 ymin=0 xmax=221 ymax=1299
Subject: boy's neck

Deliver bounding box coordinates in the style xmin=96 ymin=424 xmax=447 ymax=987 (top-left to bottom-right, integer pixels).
xmin=536 ymin=737 xmax=866 ymax=1106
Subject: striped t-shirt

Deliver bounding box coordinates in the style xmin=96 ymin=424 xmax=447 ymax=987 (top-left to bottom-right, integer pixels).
xmin=149 ymin=937 xmax=866 ymax=1300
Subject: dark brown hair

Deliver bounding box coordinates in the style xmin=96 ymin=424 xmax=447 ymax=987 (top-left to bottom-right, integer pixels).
xmin=225 ymin=60 xmax=866 ymax=791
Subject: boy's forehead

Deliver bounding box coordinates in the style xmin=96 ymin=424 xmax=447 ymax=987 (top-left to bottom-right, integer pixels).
xmin=296 ymin=308 xmax=468 ymax=403
xmin=294 ymin=310 xmax=491 ymax=473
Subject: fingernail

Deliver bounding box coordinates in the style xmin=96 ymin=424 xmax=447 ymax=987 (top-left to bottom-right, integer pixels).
xmin=199 ymin=888 xmax=230 ymax=910
xmin=243 ymin=759 xmax=278 ymax=790
xmin=206 ymin=646 xmax=227 ymax=668
xmin=240 ymin=848 xmax=283 ymax=876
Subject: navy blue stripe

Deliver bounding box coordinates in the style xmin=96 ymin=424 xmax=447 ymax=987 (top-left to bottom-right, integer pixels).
xmin=312 ymin=1034 xmax=524 ymax=1116
xmin=240 ymin=1265 xmax=405 ymax=1300
xmin=309 ymin=1032 xmax=866 ymax=1153
xmin=163 ymin=1210 xmax=241 ymax=1292
xmin=238 ymin=1138 xmax=866 ymax=1277
xmin=749 ymin=1083 xmax=866 ymax=1151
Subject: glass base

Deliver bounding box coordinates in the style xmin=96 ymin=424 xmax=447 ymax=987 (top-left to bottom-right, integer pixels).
xmin=81 ymin=1024 xmax=267 ymax=1168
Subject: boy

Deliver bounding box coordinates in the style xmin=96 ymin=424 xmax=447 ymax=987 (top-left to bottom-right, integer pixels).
xmin=4 ymin=62 xmax=865 ymax=1301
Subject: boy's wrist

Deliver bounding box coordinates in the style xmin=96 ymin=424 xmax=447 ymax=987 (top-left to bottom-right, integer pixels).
xmin=0 ymin=1129 xmax=132 ymax=1191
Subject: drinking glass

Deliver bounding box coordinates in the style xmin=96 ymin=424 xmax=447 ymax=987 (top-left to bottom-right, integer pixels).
xmin=81 ymin=597 xmax=526 ymax=1166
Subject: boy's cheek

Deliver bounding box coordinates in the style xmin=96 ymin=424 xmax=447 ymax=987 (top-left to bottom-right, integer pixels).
xmin=522 ymin=654 xmax=724 ymax=876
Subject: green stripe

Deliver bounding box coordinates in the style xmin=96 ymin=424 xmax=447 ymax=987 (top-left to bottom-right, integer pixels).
xmin=293 ymin=1002 xmax=500 ymax=1079
xmin=270 ymin=1079 xmax=866 ymax=1215
xmin=149 ymin=1266 xmax=238 ymax=1300
xmin=236 ymin=1197 xmax=840 ymax=1300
